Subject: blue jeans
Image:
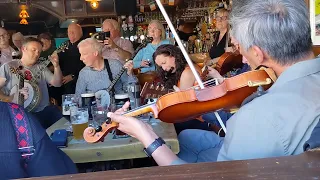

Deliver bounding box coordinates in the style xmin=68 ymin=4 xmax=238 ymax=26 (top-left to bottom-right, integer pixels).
xmin=32 ymin=105 xmax=63 ymax=129
xmin=177 ymin=129 xmax=224 ymax=163
xmin=202 ymin=110 xmax=233 ymax=128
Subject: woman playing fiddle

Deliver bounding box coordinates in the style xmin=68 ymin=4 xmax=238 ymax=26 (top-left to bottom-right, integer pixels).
xmin=133 ymin=20 xmax=170 ymax=73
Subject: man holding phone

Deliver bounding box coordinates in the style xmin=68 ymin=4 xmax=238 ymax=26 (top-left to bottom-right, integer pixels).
xmin=100 ymin=19 xmax=134 ymax=64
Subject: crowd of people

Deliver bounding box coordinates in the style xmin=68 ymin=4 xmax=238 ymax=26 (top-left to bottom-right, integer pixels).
xmin=0 ymin=0 xmax=319 ymax=179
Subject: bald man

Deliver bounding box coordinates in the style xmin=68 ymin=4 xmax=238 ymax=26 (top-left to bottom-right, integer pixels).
xmin=52 ymin=23 xmax=85 ymax=102
xmin=0 ymin=28 xmax=17 ymax=66
xmin=101 ymin=19 xmax=134 ymax=64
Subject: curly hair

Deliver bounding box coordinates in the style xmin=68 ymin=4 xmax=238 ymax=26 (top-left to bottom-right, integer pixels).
xmin=153 ymin=44 xmax=188 ymax=89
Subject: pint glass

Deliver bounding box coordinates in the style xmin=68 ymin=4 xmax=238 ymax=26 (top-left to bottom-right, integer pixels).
xmin=70 ymin=107 xmax=89 ymax=140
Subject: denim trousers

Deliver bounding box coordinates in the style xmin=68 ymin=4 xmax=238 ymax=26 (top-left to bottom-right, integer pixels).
xmin=177 ymin=129 xmax=224 ymax=163
xmin=202 ymin=110 xmax=233 ymax=127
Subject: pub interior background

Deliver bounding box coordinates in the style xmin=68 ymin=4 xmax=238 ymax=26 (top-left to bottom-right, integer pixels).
xmin=0 ymin=0 xmax=231 ymax=173
xmin=0 ymin=0 xmax=319 ymax=177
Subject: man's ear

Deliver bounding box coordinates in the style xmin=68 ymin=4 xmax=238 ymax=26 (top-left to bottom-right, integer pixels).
xmin=93 ymin=51 xmax=99 ymax=57
xmin=21 ymin=45 xmax=26 ymax=52
xmin=251 ymin=46 xmax=265 ymax=64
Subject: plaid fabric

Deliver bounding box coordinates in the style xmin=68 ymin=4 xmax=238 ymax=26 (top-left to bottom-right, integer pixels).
xmin=8 ymin=103 xmax=35 ymax=167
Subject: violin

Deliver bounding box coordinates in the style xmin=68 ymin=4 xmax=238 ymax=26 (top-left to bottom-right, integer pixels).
xmin=84 ymin=69 xmax=273 ymax=143
xmin=214 ymin=52 xmax=243 ymax=76
xmin=201 ymin=52 xmax=243 ymax=79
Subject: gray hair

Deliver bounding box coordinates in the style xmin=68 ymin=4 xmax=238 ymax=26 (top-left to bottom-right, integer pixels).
xmin=12 ymin=32 xmax=24 ymax=40
xmin=230 ymin=0 xmax=312 ymax=65
xmin=102 ymin=19 xmax=120 ymax=31
xmin=78 ymin=38 xmax=103 ymax=55
xmin=148 ymin=20 xmax=166 ymax=40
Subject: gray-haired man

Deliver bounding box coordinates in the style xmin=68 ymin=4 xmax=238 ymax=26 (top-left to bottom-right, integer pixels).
xmin=75 ymin=38 xmax=137 ymax=96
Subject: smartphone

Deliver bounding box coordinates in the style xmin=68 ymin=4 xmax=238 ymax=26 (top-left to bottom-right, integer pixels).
xmin=104 ymin=31 xmax=110 ymax=38
xmin=96 ymin=31 xmax=111 ymax=41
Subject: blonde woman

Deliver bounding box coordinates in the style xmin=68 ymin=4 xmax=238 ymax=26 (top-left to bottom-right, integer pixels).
xmin=133 ymin=20 xmax=170 ymax=73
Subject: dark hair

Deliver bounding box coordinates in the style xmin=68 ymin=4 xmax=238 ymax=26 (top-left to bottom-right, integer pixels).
xmin=37 ymin=32 xmax=52 ymax=41
xmin=22 ymin=37 xmax=43 ymax=47
xmin=153 ymin=44 xmax=187 ymax=89
xmin=177 ymin=19 xmax=185 ymax=27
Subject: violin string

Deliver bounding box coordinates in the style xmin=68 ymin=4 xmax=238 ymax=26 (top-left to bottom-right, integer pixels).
xmin=190 ymin=78 xmax=225 ymax=90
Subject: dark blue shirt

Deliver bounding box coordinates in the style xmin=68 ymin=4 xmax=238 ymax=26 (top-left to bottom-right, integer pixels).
xmin=0 ymin=102 xmax=77 ymax=179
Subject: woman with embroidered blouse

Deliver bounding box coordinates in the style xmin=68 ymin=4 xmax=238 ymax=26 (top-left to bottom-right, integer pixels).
xmin=133 ymin=20 xmax=170 ymax=73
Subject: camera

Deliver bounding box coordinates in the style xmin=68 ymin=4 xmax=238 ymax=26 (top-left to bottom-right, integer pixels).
xmin=95 ymin=31 xmax=111 ymax=41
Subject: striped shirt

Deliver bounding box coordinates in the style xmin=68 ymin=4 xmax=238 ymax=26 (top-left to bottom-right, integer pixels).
xmin=75 ymin=59 xmax=138 ymax=96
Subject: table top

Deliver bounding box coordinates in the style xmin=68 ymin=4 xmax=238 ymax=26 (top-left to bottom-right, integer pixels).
xmin=46 ymin=117 xmax=179 ymax=163
xmin=27 ymin=150 xmax=320 ymax=180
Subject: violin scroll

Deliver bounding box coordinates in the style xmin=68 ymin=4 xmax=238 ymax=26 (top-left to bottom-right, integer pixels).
xmin=83 ymin=121 xmax=119 ymax=143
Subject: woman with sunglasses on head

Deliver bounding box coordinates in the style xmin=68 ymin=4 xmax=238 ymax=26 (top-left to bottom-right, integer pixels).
xmin=133 ymin=20 xmax=170 ymax=73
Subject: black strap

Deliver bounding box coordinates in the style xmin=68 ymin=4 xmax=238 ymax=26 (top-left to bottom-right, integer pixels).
xmin=241 ymin=86 xmax=267 ymax=106
xmin=104 ymin=59 xmax=115 ymax=94
xmin=104 ymin=59 xmax=113 ymax=82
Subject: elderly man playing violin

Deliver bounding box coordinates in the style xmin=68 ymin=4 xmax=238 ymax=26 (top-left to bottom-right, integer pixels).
xmin=106 ymin=0 xmax=320 ymax=165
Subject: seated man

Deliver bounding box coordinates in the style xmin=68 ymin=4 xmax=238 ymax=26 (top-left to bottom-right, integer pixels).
xmin=0 ymin=102 xmax=77 ymax=179
xmin=0 ymin=37 xmax=63 ymax=129
xmin=75 ymin=38 xmax=137 ymax=96
xmin=105 ymin=0 xmax=320 ymax=165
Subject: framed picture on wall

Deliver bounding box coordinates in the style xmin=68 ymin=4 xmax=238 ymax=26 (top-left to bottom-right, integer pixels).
xmin=310 ymin=0 xmax=320 ymax=45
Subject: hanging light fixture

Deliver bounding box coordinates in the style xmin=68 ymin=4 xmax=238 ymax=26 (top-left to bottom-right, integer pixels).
xmin=19 ymin=9 xmax=30 ymax=19
xmin=19 ymin=5 xmax=29 ymax=25
xmin=85 ymin=0 xmax=101 ymax=9
xmin=20 ymin=18 xmax=28 ymax=25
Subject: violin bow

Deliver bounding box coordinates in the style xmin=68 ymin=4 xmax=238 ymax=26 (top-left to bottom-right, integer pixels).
xmin=155 ymin=0 xmax=205 ymax=90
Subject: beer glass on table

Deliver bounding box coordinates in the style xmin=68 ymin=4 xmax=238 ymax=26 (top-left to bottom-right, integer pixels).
xmin=70 ymin=107 xmax=89 ymax=140
xmin=91 ymin=104 xmax=109 ymax=128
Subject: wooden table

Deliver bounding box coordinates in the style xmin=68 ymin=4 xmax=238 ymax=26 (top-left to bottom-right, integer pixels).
xmin=46 ymin=118 xmax=179 ymax=163
xmin=26 ymin=150 xmax=320 ymax=180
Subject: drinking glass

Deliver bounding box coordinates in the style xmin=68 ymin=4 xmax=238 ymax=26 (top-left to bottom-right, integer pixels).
xmin=91 ymin=104 xmax=109 ymax=128
xmin=70 ymin=107 xmax=89 ymax=140
xmin=62 ymin=94 xmax=79 ymax=116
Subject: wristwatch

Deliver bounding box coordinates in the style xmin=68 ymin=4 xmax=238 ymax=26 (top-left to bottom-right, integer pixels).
xmin=71 ymin=74 xmax=75 ymax=79
xmin=143 ymin=137 xmax=166 ymax=157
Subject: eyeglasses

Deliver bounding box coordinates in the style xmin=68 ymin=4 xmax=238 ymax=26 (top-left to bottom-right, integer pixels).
xmin=216 ymin=16 xmax=228 ymax=22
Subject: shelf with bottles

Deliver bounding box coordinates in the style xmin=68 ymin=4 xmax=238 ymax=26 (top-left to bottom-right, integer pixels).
xmin=134 ymin=11 xmax=174 ymax=26
xmin=136 ymin=0 xmax=182 ymax=7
